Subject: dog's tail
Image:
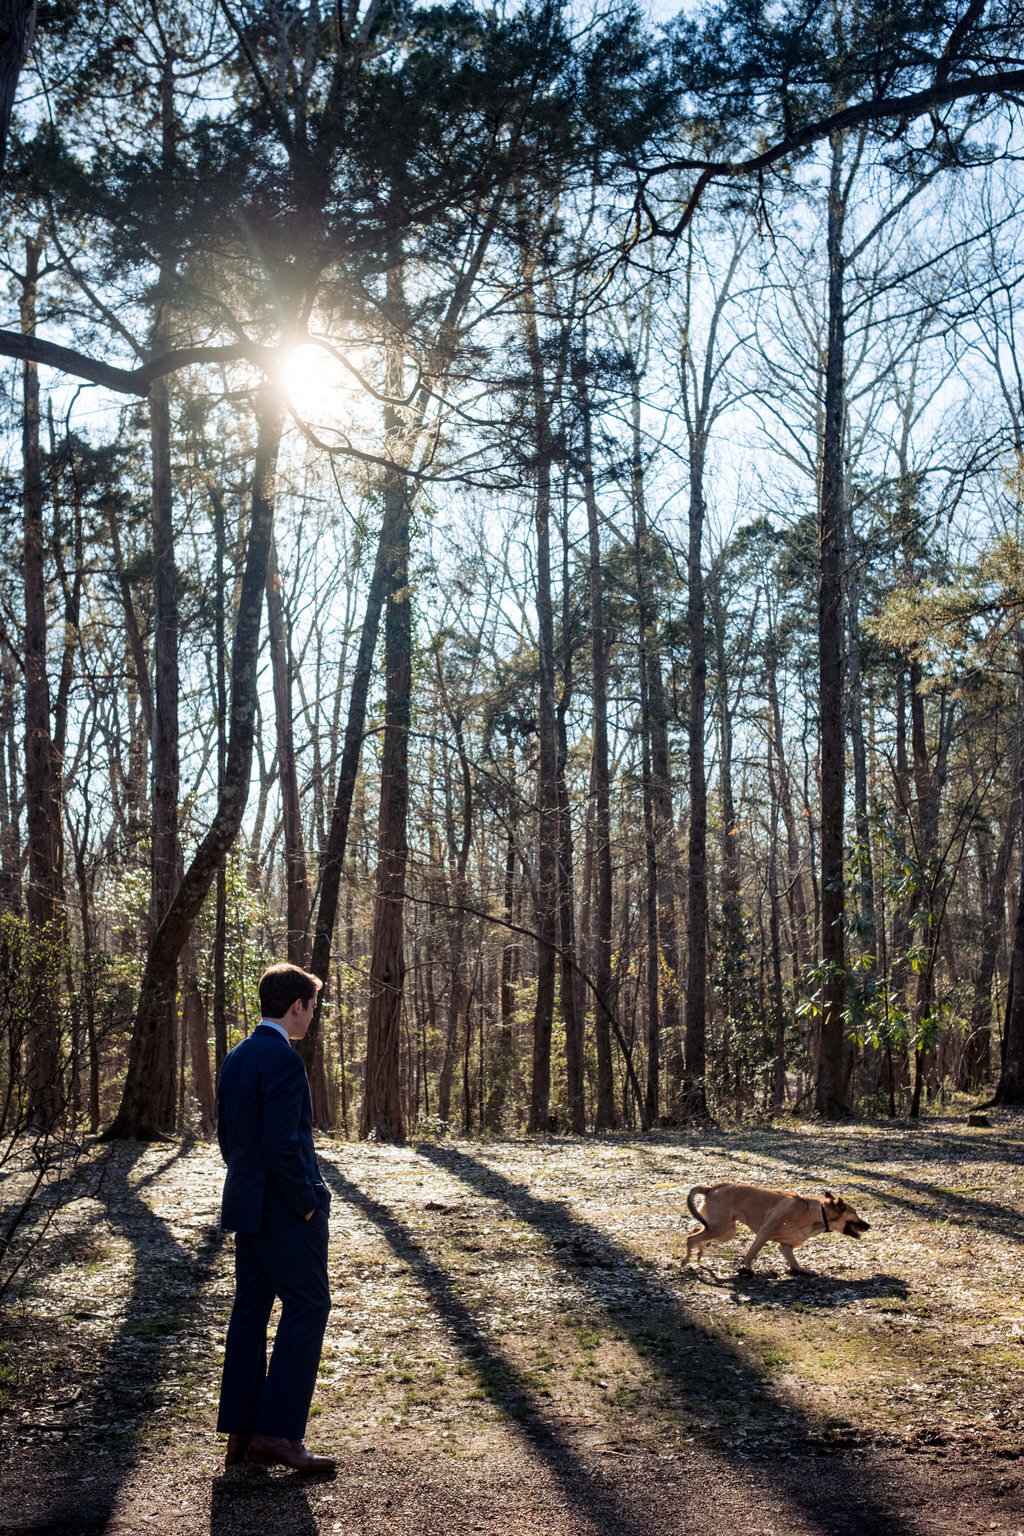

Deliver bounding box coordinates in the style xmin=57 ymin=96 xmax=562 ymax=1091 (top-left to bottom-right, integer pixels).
xmin=686 ymin=1186 xmax=710 ymax=1229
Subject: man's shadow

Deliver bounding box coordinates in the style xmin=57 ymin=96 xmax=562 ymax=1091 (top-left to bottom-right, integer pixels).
xmin=210 ymin=1468 xmax=319 ymax=1535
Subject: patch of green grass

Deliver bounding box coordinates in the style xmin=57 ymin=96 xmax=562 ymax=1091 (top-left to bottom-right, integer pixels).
xmin=400 ymin=1387 xmax=440 ymax=1410
xmin=128 ymin=1312 xmax=183 ymax=1338
xmin=717 ymin=1319 xmax=745 ymax=1338
xmin=975 ymin=1348 xmax=1024 ymax=1370
xmin=577 ymin=1327 xmax=600 ymax=1351
xmin=464 ymin=1360 xmax=512 ymax=1403
xmin=68 ymin=1235 xmax=113 ymax=1269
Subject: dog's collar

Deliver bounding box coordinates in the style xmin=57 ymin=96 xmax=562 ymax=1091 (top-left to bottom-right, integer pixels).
xmin=820 ymin=1201 xmax=831 ymax=1233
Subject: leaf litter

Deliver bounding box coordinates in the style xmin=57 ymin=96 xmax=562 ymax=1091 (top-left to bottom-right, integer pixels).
xmin=1 ymin=1115 xmax=1024 ymax=1534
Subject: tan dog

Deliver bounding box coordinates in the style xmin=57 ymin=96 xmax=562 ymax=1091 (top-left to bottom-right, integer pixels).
xmin=685 ymin=1183 xmax=870 ymax=1274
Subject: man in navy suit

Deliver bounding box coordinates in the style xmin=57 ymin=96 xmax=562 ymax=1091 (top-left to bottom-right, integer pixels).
xmin=216 ymin=963 xmax=335 ymax=1473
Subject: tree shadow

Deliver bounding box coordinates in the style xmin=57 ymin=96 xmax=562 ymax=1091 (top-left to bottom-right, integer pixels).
xmin=322 ymin=1149 xmax=917 ymax=1536
xmin=18 ymin=1141 xmax=227 ymax=1533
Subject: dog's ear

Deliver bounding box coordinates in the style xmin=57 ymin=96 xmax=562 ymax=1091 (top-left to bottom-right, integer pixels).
xmin=836 ymin=1197 xmax=847 ymax=1212
xmin=823 ymin=1190 xmax=836 ymax=1203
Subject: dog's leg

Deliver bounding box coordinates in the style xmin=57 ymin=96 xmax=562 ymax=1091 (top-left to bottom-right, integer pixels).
xmin=738 ymin=1220 xmax=776 ymax=1271
xmin=778 ymin=1244 xmax=812 ymax=1275
xmin=690 ymin=1218 xmax=737 ymax=1265
xmin=685 ymin=1225 xmax=706 ymax=1263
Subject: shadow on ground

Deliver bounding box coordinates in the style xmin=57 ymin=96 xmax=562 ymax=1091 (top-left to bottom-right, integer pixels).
xmin=13 ymin=1141 xmax=226 ymax=1534
xmin=696 ymin=1268 xmax=909 ymax=1308
xmin=209 ymin=1467 xmax=319 ymax=1536
xmin=322 ymin=1148 xmax=919 ymax=1536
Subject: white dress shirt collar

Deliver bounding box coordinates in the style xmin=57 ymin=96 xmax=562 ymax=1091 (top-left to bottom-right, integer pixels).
xmin=259 ymin=1017 xmax=292 ymax=1043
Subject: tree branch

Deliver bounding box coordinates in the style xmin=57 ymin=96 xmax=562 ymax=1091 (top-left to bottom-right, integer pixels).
xmin=645 ymin=67 xmax=1024 ymax=236
xmin=0 ymin=331 xmax=275 ymax=394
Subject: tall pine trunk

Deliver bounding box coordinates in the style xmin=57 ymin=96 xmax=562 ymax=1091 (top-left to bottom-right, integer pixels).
xmin=105 ymin=392 xmax=283 ymax=1139
xmin=266 ymin=533 xmax=311 ymax=966
xmin=574 ymin=344 xmax=615 ymax=1127
xmin=682 ymin=424 xmax=708 ymax=1119
xmin=147 ymin=358 xmax=180 ymax=1132
xmin=361 ymin=251 xmax=411 ymax=1143
xmin=520 ymin=242 xmax=558 ymax=1134
xmin=21 ymin=235 xmax=64 ymax=1129
xmin=815 ymin=131 xmax=849 ymax=1118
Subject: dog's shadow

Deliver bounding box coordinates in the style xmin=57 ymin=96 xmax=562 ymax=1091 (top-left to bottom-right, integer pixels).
xmin=687 ymin=1266 xmax=909 ymax=1308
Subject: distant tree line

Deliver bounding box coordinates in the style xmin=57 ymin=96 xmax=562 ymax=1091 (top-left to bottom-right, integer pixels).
xmin=1 ymin=0 xmax=1024 ymax=1149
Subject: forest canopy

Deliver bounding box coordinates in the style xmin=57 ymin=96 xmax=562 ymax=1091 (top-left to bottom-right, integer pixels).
xmin=2 ymin=0 xmax=1024 ymax=1174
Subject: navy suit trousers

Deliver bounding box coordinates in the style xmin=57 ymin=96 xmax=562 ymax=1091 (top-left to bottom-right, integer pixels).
xmin=216 ymin=1208 xmax=331 ymax=1439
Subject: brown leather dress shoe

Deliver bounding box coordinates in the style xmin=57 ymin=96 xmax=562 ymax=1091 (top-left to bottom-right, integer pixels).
xmin=246 ymin=1435 xmax=336 ymax=1473
xmin=224 ymin=1434 xmax=251 ymax=1467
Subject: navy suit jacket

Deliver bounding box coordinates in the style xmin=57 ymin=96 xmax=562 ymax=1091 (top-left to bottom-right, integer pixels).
xmin=217 ymin=1024 xmax=330 ymax=1234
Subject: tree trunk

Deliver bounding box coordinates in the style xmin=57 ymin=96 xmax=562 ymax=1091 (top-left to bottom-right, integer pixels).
xmin=147 ymin=359 xmax=180 ymax=1133
xmin=0 ymin=0 xmax=36 ymax=172
xmin=22 ymin=235 xmax=62 ymax=933
xmin=212 ymin=485 xmax=228 ymax=1080
xmin=712 ymin=558 xmax=744 ymax=972
xmin=485 ymin=813 xmax=519 ymax=1129
xmin=0 ymin=649 xmax=20 ymax=912
xmin=575 ymin=345 xmax=615 ymax=1128
xmin=991 ymin=641 xmax=1024 ymax=1107
xmin=438 ymin=912 xmax=468 ymax=1125
xmin=21 ymin=235 xmax=64 ymax=1129
xmin=306 ymin=467 xmax=403 ymax=1044
xmin=266 ymin=533 xmax=311 ymax=966
xmin=626 ymin=351 xmax=681 ymax=1126
xmin=266 ymin=533 xmax=328 ymax=1119
xmin=104 ymin=391 xmax=283 ymax=1139
xmin=815 ymin=131 xmax=848 ymax=1118
xmin=996 ymin=846 xmax=1024 ymax=1104
xmin=520 ymin=245 xmax=558 ymax=1135
xmin=682 ymin=432 xmax=709 ymax=1119
xmin=69 ymin=818 xmax=99 ymax=1131
xmin=769 ymin=782 xmax=788 ymax=1112
xmin=304 ymin=203 xmax=502 ymax=1071
xmin=845 ymin=497 xmax=874 ymax=941
xmin=965 ymin=764 xmax=1018 ymax=1089
xmin=361 ymin=253 xmax=411 ymax=1144
xmin=557 ymin=487 xmax=585 ymax=1134
xmin=141 ymin=57 xmax=184 ymax=1131
xmin=181 ymin=937 xmax=215 ymax=1135
xmin=766 ymin=649 xmax=811 ymax=974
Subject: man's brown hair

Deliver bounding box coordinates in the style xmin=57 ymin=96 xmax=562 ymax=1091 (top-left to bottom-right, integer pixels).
xmin=258 ymin=963 xmax=322 ymax=1020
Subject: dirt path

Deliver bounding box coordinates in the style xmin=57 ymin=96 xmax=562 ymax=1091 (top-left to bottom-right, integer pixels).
xmin=3 ymin=1117 xmax=1024 ymax=1535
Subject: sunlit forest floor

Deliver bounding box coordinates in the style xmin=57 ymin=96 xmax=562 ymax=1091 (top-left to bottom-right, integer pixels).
xmin=2 ymin=1117 xmax=1024 ymax=1535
